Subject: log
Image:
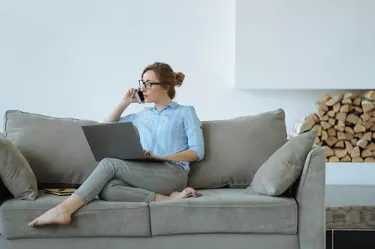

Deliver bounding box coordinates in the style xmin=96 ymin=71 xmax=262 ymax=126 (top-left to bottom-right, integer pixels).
xmin=362 ymin=90 xmax=375 ymax=101
xmin=344 ymin=92 xmax=354 ymax=99
xmin=363 ymin=122 xmax=374 ymax=130
xmin=317 ymin=109 xmax=326 ymax=119
xmin=362 ymin=100 xmax=375 ymax=113
xmin=326 ymin=136 xmax=338 ymax=147
xmin=313 ymin=124 xmax=322 ymax=137
xmin=346 ymin=114 xmax=359 ymax=124
xmin=337 ymin=131 xmax=346 ymax=140
xmin=340 ymin=104 xmax=350 ymax=113
xmin=354 ymin=132 xmax=364 ymax=139
xmin=361 ymin=113 xmax=371 ymax=122
xmin=314 ymin=136 xmax=321 ymax=145
xmin=322 ymin=115 xmax=329 ymax=121
xmin=371 ymin=124 xmax=375 ymax=132
xmin=322 ymin=146 xmax=334 ymax=157
xmin=366 ymin=143 xmax=375 ymax=151
xmin=362 ymin=149 xmax=373 ymax=158
xmin=333 ymin=102 xmax=341 ymax=113
xmin=337 ymin=120 xmax=346 ymax=127
xmin=356 ymin=117 xmax=363 ymax=126
xmin=351 ymin=138 xmax=358 ymax=146
xmin=345 ymin=141 xmax=354 ymax=154
xmin=354 ymin=124 xmax=366 ymax=133
xmin=334 ymin=140 xmax=345 ymax=148
xmin=329 ymin=118 xmax=336 ymax=126
xmin=345 ymin=132 xmax=354 ymax=140
xmin=353 ymin=97 xmax=362 ymax=106
xmin=327 ymin=128 xmax=337 ymax=137
xmin=329 ymin=156 xmax=340 ymax=162
xmin=364 ymin=157 xmax=375 ymax=162
xmin=370 ymin=117 xmax=375 ymax=123
xmin=351 ymin=146 xmax=361 ymax=158
xmin=349 ymin=105 xmax=355 ymax=112
xmin=321 ymin=121 xmax=332 ymax=130
xmin=321 ymin=130 xmax=328 ymax=140
xmin=327 ymin=110 xmax=336 ymax=118
xmin=373 ymin=132 xmax=375 ymax=140
xmin=334 ymin=125 xmax=345 ymax=132
xmin=354 ymin=106 xmax=363 ymax=113
xmin=352 ymin=157 xmax=364 ymax=162
xmin=293 ymin=115 xmax=316 ymax=133
xmin=342 ymin=98 xmax=352 ymax=105
xmin=345 ymin=127 xmax=354 ymax=134
xmin=317 ymin=102 xmax=329 ymax=112
xmin=363 ymin=132 xmax=372 ymax=141
xmin=341 ymin=155 xmax=352 ymax=162
xmin=326 ymin=95 xmax=342 ymax=106
xmin=357 ymin=139 xmax=368 ymax=149
xmin=311 ymin=114 xmax=319 ymax=123
xmin=334 ymin=148 xmax=347 ymax=158
xmin=315 ymin=141 xmax=323 ymax=146
xmin=335 ymin=112 xmax=347 ymax=122
xmin=320 ymin=95 xmax=331 ymax=102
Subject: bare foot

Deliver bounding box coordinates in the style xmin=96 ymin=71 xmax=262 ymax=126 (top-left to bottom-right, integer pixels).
xmin=170 ymin=187 xmax=200 ymax=200
xmin=28 ymin=207 xmax=72 ymax=227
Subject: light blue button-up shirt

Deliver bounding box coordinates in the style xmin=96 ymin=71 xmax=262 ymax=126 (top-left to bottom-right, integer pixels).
xmin=117 ymin=102 xmax=205 ymax=173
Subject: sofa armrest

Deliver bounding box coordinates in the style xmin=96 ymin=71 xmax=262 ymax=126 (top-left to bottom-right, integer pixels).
xmin=294 ymin=147 xmax=325 ymax=249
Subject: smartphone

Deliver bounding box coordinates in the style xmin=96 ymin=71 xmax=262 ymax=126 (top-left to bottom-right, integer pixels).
xmin=133 ymin=89 xmax=145 ymax=104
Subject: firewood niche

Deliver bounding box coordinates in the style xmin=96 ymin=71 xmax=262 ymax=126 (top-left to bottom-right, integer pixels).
xmin=290 ymin=90 xmax=375 ymax=163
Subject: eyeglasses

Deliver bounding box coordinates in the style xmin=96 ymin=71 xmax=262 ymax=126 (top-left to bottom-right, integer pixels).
xmin=138 ymin=80 xmax=162 ymax=90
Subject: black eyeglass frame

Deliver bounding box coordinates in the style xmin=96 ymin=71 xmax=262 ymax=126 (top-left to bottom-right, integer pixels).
xmin=138 ymin=80 xmax=163 ymax=90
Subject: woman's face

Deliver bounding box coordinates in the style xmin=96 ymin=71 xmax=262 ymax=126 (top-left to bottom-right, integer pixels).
xmin=141 ymin=70 xmax=169 ymax=103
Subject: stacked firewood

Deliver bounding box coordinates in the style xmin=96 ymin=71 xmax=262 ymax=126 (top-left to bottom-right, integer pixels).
xmin=291 ymin=90 xmax=375 ymax=162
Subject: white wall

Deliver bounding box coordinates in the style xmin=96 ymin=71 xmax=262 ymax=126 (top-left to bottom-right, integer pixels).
xmin=0 ymin=0 xmax=363 ymax=131
xmin=236 ymin=0 xmax=375 ymax=89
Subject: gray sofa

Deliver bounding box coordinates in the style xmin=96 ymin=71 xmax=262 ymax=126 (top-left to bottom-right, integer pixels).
xmin=0 ymin=109 xmax=325 ymax=249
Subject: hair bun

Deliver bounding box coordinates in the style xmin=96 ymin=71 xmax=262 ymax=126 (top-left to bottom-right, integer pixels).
xmin=175 ymin=72 xmax=185 ymax=87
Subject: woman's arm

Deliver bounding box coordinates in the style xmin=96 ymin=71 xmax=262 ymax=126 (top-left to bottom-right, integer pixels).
xmin=147 ymin=106 xmax=205 ymax=163
xmin=105 ymin=100 xmax=130 ymax=122
xmin=162 ymin=149 xmax=199 ymax=163
xmin=105 ymin=88 xmax=138 ymax=122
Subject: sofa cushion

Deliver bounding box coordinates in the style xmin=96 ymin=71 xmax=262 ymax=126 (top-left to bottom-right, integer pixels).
xmin=4 ymin=110 xmax=98 ymax=188
xmin=149 ymin=188 xmax=297 ymax=236
xmin=0 ymin=191 xmax=151 ymax=239
xmin=0 ymin=132 xmax=38 ymax=200
xmin=188 ymin=109 xmax=288 ymax=189
xmin=246 ymin=129 xmax=317 ymax=196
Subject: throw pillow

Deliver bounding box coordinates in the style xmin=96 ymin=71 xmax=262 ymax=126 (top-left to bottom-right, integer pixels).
xmin=246 ymin=128 xmax=317 ymax=196
xmin=4 ymin=110 xmax=98 ymax=188
xmin=188 ymin=109 xmax=288 ymax=189
xmin=0 ymin=132 xmax=38 ymax=200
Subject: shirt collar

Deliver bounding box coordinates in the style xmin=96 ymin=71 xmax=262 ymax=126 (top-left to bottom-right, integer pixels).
xmin=151 ymin=101 xmax=179 ymax=112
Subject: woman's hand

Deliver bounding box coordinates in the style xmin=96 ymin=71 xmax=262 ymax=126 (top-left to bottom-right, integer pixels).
xmin=144 ymin=150 xmax=157 ymax=159
xmin=123 ymin=88 xmax=140 ymax=104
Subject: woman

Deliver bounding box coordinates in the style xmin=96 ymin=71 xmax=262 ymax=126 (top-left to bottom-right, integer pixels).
xmin=28 ymin=62 xmax=205 ymax=227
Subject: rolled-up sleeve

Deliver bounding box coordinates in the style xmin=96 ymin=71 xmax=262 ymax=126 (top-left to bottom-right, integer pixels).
xmin=184 ymin=106 xmax=205 ymax=161
xmin=103 ymin=114 xmax=135 ymax=124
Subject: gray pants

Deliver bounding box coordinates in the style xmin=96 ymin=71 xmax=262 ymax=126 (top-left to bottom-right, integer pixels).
xmin=74 ymin=158 xmax=188 ymax=204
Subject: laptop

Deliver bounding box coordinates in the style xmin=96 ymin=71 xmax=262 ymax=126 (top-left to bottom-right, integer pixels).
xmin=81 ymin=122 xmax=168 ymax=162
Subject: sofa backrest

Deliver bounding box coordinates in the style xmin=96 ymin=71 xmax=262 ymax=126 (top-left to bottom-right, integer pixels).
xmin=188 ymin=109 xmax=288 ymax=189
xmin=4 ymin=110 xmax=98 ymax=188
xmin=4 ymin=109 xmax=288 ymax=190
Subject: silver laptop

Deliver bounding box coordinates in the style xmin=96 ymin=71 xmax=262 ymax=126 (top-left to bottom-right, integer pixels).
xmin=81 ymin=122 xmax=168 ymax=162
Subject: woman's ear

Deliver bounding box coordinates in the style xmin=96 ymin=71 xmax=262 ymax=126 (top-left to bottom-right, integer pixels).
xmin=163 ymin=85 xmax=170 ymax=92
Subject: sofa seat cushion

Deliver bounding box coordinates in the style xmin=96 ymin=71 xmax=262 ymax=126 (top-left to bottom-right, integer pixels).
xmin=0 ymin=191 xmax=151 ymax=239
xmin=149 ymin=189 xmax=297 ymax=236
